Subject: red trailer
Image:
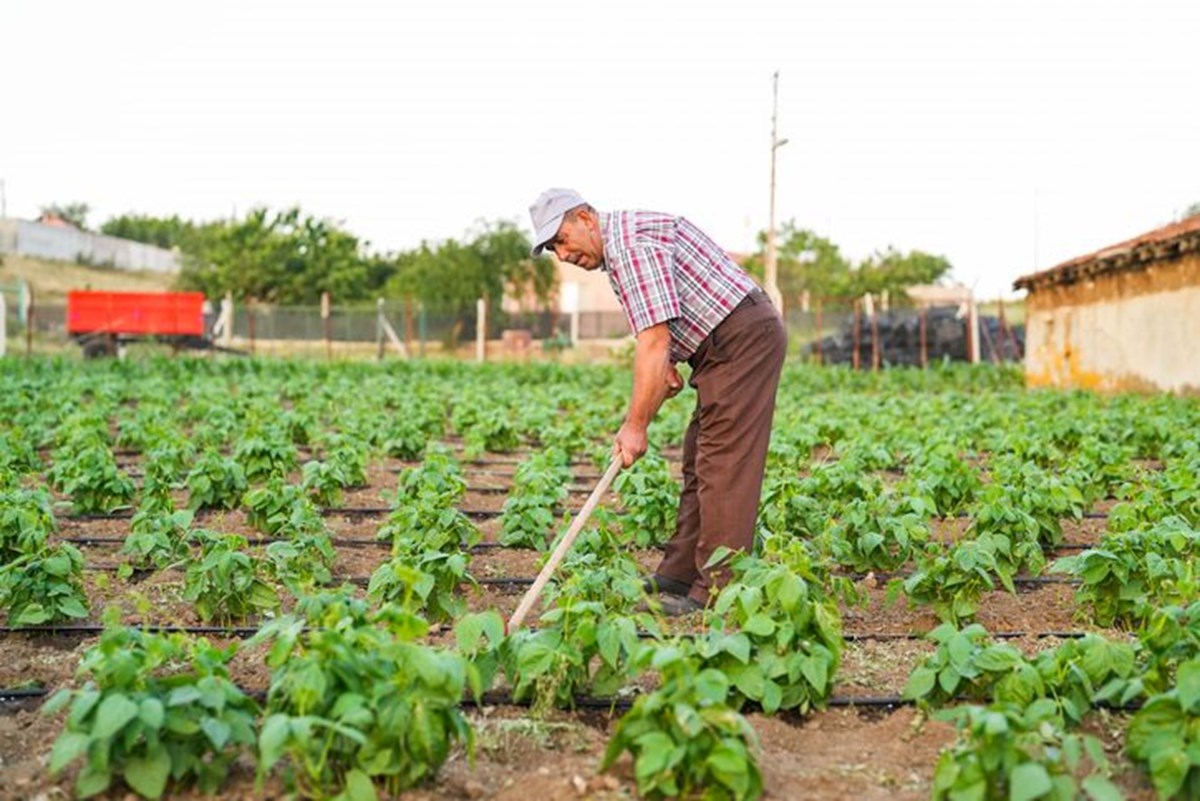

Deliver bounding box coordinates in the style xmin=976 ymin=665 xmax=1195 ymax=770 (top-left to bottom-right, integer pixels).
xmin=66 ymin=291 xmax=214 ymax=357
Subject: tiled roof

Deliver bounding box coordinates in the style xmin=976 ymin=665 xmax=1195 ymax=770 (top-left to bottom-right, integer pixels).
xmin=1013 ymin=214 xmax=1200 ymax=292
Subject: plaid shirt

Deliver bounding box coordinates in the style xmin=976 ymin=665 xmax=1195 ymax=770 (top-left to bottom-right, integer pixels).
xmin=601 ymin=210 xmax=758 ymax=362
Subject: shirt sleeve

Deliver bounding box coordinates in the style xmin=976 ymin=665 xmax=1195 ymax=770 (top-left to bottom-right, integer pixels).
xmin=608 ymin=243 xmax=681 ymax=334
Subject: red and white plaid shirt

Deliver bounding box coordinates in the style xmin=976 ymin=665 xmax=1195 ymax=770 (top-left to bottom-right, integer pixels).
xmin=601 ymin=210 xmax=758 ymax=363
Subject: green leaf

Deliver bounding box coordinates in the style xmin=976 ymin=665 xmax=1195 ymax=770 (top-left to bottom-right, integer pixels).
xmin=1176 ymin=659 xmax=1200 ymax=712
xmin=138 ymin=697 xmax=164 ymax=730
xmin=1081 ymin=775 xmax=1124 ymax=801
xmin=49 ymin=731 xmax=89 ymax=774
xmin=694 ymin=669 xmax=730 ymax=705
xmin=124 ymin=746 xmax=171 ymax=799
xmin=743 ymin=614 xmax=776 ymax=637
xmin=1009 ymin=762 xmax=1053 ymax=801
xmin=340 ymin=768 xmax=379 ymax=801
xmin=201 ymin=716 xmax=232 ymax=750
xmin=903 ymin=667 xmax=937 ymax=700
xmin=259 ymin=714 xmax=291 ymax=770
xmin=92 ymin=693 xmax=139 ymax=740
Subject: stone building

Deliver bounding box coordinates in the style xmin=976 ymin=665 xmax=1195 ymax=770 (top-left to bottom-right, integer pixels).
xmin=1013 ymin=215 xmax=1200 ymax=393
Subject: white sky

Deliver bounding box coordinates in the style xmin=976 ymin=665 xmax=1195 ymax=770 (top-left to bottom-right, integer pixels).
xmin=3 ymin=0 xmax=1198 ymax=298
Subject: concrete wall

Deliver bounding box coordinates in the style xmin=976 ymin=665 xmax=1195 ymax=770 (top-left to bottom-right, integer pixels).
xmin=0 ymin=219 xmax=180 ymax=273
xmin=1024 ymin=251 xmax=1200 ymax=394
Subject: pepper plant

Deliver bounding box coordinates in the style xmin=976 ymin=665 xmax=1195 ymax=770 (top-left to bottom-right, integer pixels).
xmin=42 ymin=621 xmax=258 ymax=799
xmin=182 ymin=531 xmax=279 ymax=624
xmin=601 ymin=644 xmax=763 ymax=801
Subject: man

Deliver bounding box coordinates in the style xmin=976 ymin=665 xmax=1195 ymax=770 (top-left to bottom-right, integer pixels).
xmin=529 ymin=188 xmax=788 ymax=614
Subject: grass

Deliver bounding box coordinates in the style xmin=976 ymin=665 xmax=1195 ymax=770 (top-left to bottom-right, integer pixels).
xmin=0 ymin=253 xmax=175 ymax=304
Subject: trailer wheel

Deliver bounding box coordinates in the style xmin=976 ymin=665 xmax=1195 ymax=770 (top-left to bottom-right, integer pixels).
xmin=81 ymin=335 xmax=117 ymax=359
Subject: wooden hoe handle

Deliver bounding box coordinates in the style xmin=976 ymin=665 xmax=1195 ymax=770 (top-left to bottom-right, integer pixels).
xmin=505 ymin=457 xmax=623 ymax=633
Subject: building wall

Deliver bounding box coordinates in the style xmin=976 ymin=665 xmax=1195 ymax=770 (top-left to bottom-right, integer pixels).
xmin=1024 ymin=252 xmax=1200 ymax=393
xmin=0 ymin=219 xmax=181 ymax=273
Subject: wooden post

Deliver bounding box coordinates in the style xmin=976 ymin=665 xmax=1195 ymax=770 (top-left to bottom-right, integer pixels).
xmin=404 ymin=296 xmax=415 ymax=354
xmin=247 ymin=298 xmax=256 ymax=356
xmin=851 ymin=299 xmax=861 ymax=371
xmin=919 ymin=307 xmax=928 ymax=369
xmin=25 ymin=285 xmax=33 ymax=358
xmin=998 ymin=298 xmax=1019 ymax=360
xmin=0 ymin=291 xmax=6 ymax=358
xmin=476 ymin=298 xmax=486 ymax=363
xmin=814 ymin=298 xmax=823 ymax=364
xmin=967 ymin=296 xmax=980 ymax=364
xmin=870 ymin=302 xmax=881 ymax=371
xmin=321 ymin=291 xmax=332 ymax=361
xmin=418 ymin=302 xmax=426 ymax=358
xmin=376 ymin=299 xmax=385 ymax=361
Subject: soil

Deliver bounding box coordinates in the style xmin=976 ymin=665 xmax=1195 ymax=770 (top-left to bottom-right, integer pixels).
xmin=0 ymin=447 xmax=1161 ymax=801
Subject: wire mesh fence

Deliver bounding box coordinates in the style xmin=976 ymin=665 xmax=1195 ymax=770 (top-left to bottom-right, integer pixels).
xmin=5 ymin=290 xmax=1023 ymax=366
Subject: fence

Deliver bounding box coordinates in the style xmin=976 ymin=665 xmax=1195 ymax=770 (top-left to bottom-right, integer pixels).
xmin=3 ymin=289 xmax=1023 ymax=366
xmin=785 ymin=297 xmax=1024 ymax=368
xmin=0 ymin=219 xmax=181 ymax=273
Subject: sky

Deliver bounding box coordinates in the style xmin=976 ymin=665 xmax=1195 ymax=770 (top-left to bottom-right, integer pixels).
xmin=3 ymin=0 xmax=1198 ymax=299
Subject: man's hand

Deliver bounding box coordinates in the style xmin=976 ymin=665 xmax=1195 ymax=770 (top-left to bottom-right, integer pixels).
xmin=665 ymin=365 xmax=684 ymax=398
xmin=614 ymin=421 xmax=648 ymax=468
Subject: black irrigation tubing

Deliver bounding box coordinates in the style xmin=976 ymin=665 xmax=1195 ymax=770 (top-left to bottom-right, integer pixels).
xmin=0 ymin=684 xmax=1147 ymax=713
xmin=0 ymin=624 xmax=266 ymax=637
xmin=59 ymin=506 xmax=511 ymax=522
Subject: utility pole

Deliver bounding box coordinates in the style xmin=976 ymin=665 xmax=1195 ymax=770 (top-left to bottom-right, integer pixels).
xmin=764 ymin=71 xmax=788 ymax=311
xmin=1 ymin=179 xmax=7 ymax=218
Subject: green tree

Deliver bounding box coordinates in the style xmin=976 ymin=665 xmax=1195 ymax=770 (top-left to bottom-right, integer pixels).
xmin=846 ymin=247 xmax=953 ymax=299
xmin=39 ymin=201 xmax=90 ymax=230
xmin=742 ymin=221 xmax=853 ymax=300
xmin=100 ymin=214 xmax=194 ymax=249
xmin=176 ymin=208 xmax=368 ymax=304
xmin=385 ymin=220 xmax=556 ymax=315
xmin=1184 ymin=201 xmax=1200 ymax=219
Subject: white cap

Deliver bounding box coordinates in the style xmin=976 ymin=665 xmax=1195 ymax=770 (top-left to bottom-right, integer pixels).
xmin=528 ymin=188 xmax=588 ymax=257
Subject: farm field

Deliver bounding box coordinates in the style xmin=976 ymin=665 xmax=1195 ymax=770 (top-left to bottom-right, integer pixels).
xmin=1 ymin=357 xmax=1198 ymax=800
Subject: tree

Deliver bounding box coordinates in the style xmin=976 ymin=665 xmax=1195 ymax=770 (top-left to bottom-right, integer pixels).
xmin=742 ymin=221 xmax=853 ymax=300
xmin=39 ymin=202 xmax=90 ymax=230
xmin=845 ymin=247 xmax=953 ymax=299
xmin=100 ymin=214 xmax=193 ymax=249
xmin=176 ymin=208 xmax=368 ymax=304
xmin=1184 ymin=201 xmax=1200 ymax=219
xmin=384 ymin=220 xmax=556 ymax=315
xmin=745 ymin=220 xmax=954 ymax=304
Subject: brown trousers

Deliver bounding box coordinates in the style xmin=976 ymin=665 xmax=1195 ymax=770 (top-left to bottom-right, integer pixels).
xmin=656 ymin=290 xmax=788 ymax=604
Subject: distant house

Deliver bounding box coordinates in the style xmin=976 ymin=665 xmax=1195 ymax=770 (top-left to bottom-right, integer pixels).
xmin=1013 ymin=215 xmax=1200 ymax=394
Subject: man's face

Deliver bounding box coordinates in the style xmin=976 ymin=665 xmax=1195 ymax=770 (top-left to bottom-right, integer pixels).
xmin=548 ymin=209 xmax=604 ymax=270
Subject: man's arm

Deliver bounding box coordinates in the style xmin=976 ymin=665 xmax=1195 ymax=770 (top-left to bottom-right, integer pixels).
xmin=614 ymin=322 xmax=683 ymax=467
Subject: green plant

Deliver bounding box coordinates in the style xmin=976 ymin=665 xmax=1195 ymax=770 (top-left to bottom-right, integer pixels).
xmin=42 ymin=622 xmax=258 ymax=799
xmin=612 ymin=451 xmax=679 ymax=548
xmin=932 ymin=700 xmax=1121 ymax=801
xmin=823 ymin=493 xmax=932 ymax=573
xmin=182 ymin=532 xmax=279 ymax=623
xmin=0 ymin=486 xmax=57 ymax=560
xmin=234 ymin=434 xmax=298 ymax=484
xmin=901 ymin=444 xmax=981 ymax=516
xmin=120 ymin=508 xmax=194 ymax=574
xmin=501 ymin=596 xmax=646 ymax=713
xmin=244 ymin=478 xmax=326 ymax=538
xmin=903 ymin=623 xmax=1027 ymax=708
xmin=367 ymin=543 xmax=474 ymax=624
xmin=694 ymin=553 xmax=842 ymax=714
xmin=51 ymin=444 xmax=136 ymax=514
xmin=265 ymin=532 xmax=336 ymax=593
xmin=1124 ymin=657 xmax=1200 ymax=800
xmin=499 ymin=450 xmax=570 ymax=550
xmin=256 ymin=602 xmax=475 ymax=799
xmin=0 ymin=542 xmax=89 ymax=625
xmin=899 ymin=534 xmax=1018 ymax=625
xmin=601 ymin=645 xmax=763 ymax=801
xmin=185 ymin=451 xmax=248 ymax=511
xmin=1051 ymin=516 xmax=1199 ymax=627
